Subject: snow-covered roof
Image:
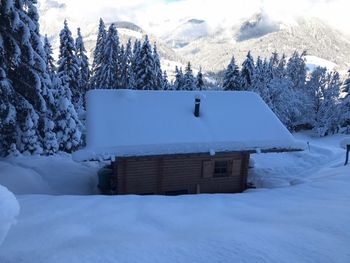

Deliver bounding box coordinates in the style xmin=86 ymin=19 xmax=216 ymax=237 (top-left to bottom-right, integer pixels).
xmin=74 ymin=89 xmax=302 ymax=161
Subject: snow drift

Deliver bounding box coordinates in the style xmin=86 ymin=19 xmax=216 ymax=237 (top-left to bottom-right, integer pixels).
xmin=0 ymin=185 xmax=19 ymax=246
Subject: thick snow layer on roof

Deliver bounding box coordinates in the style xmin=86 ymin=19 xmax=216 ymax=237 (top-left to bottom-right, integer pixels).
xmin=74 ymin=90 xmax=301 ymax=161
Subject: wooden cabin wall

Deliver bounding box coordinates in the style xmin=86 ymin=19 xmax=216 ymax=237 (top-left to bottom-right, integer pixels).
xmin=114 ymin=152 xmax=250 ymax=195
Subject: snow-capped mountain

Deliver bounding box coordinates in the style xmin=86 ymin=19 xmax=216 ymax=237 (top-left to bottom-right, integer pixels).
xmin=174 ymin=15 xmax=350 ymax=73
xmin=38 ymin=1 xmax=350 ymax=75
xmin=164 ymin=19 xmax=210 ymax=49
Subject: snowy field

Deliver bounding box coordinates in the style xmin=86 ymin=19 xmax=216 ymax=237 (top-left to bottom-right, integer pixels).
xmin=0 ymin=132 xmax=350 ymax=262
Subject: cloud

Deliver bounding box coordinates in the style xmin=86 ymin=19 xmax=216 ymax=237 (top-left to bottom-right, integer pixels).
xmin=38 ymin=0 xmax=350 ymax=38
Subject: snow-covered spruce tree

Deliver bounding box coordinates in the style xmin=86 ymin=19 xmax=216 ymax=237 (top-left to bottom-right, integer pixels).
xmin=340 ymin=69 xmax=350 ymax=130
xmin=5 ymin=0 xmax=62 ymax=154
xmin=173 ymin=66 xmax=184 ymax=90
xmin=308 ymin=68 xmax=341 ymax=136
xmin=340 ymin=96 xmax=350 ymax=131
xmin=56 ymin=20 xmax=82 ymax=152
xmin=263 ymin=52 xmax=303 ymax=131
xmin=162 ymin=71 xmax=170 ymax=90
xmin=134 ymin=35 xmax=156 ymax=90
xmin=75 ymin=28 xmax=90 ymax=108
xmin=0 ymin=67 xmax=17 ymax=156
xmin=223 ymin=56 xmax=241 ymax=91
xmin=0 ymin=1 xmax=18 ymax=156
xmin=90 ymin=18 xmax=106 ymax=89
xmin=286 ymin=51 xmax=307 ymax=91
xmin=196 ymin=67 xmax=204 ymax=91
xmin=94 ymin=23 xmax=120 ymax=89
xmin=341 ymin=69 xmax=350 ymax=93
xmin=57 ymin=20 xmax=80 ymax=106
xmin=285 ymin=51 xmax=309 ymax=128
xmin=240 ymin=51 xmax=255 ymax=90
xmin=43 ymin=36 xmax=59 ymax=154
xmin=267 ymin=74 xmax=301 ymax=131
xmin=306 ymin=67 xmax=327 ymax=129
xmin=124 ymin=39 xmax=135 ymax=89
xmin=16 ymin=95 xmax=43 ymax=155
xmin=251 ymin=57 xmax=272 ymax=107
xmin=182 ymin=62 xmax=196 ymax=90
xmin=131 ymin=39 xmax=142 ymax=88
xmin=153 ymin=43 xmax=164 ymax=90
xmin=117 ymin=44 xmax=125 ymax=89
xmin=43 ymin=35 xmax=56 ymax=76
xmin=316 ymin=71 xmax=341 ymax=136
xmin=268 ymin=51 xmax=280 ymax=70
xmin=54 ymin=79 xmax=82 ymax=152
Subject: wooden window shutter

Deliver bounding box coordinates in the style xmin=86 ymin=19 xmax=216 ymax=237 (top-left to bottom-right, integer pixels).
xmin=202 ymin=160 xmax=214 ymax=178
xmin=231 ymin=160 xmax=242 ymax=176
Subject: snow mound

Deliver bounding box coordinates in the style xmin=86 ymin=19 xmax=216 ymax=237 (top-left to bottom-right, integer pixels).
xmin=340 ymin=138 xmax=350 ymax=149
xmin=0 ymin=154 xmax=100 ymax=195
xmin=0 ymin=185 xmax=19 ymax=246
xmin=0 ymin=161 xmax=52 ymax=194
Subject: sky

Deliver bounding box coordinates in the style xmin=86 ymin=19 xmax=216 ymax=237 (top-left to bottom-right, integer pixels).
xmin=38 ymin=0 xmax=350 ymax=37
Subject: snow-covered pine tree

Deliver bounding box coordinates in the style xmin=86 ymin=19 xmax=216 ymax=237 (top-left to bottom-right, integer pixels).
xmin=182 ymin=62 xmax=196 ymax=90
xmin=75 ymin=27 xmax=90 ymax=108
xmin=122 ymin=39 xmax=135 ymax=89
xmin=43 ymin=36 xmax=62 ymax=154
xmin=316 ymin=71 xmax=341 ymax=136
xmin=93 ymin=23 xmax=120 ymax=89
xmin=131 ymin=39 xmax=142 ymax=88
xmin=90 ymin=18 xmax=106 ymax=89
xmin=267 ymin=74 xmax=300 ymax=131
xmin=223 ymin=56 xmax=241 ymax=91
xmin=0 ymin=1 xmax=18 ymax=156
xmin=341 ymin=69 xmax=350 ymax=93
xmin=273 ymin=53 xmax=287 ymax=79
xmin=308 ymin=68 xmax=341 ymax=136
xmin=57 ymin=20 xmax=80 ymax=106
xmin=124 ymin=39 xmax=135 ymax=89
xmin=55 ymin=20 xmax=82 ymax=151
xmin=196 ymin=67 xmax=204 ymax=91
xmin=162 ymin=71 xmax=170 ymax=90
xmin=286 ymin=51 xmax=307 ymax=91
xmin=340 ymin=69 xmax=350 ymax=131
xmin=28 ymin=8 xmax=58 ymax=155
xmin=0 ymin=67 xmax=17 ymax=156
xmin=240 ymin=51 xmax=255 ymax=90
xmin=286 ymin=51 xmax=309 ymax=128
xmin=153 ymin=43 xmax=163 ymax=90
xmin=173 ymin=66 xmax=184 ymax=90
xmin=251 ymin=57 xmax=272 ymax=107
xmin=117 ymin=44 xmax=125 ymax=89
xmin=16 ymin=95 xmax=43 ymax=155
xmin=269 ymin=51 xmax=280 ymax=69
xmin=306 ymin=66 xmax=328 ymax=129
xmin=134 ymin=35 xmax=156 ymax=90
xmin=54 ymin=79 xmax=82 ymax=152
xmin=43 ymin=35 xmax=56 ymax=76
xmin=6 ymin=0 xmax=63 ymax=154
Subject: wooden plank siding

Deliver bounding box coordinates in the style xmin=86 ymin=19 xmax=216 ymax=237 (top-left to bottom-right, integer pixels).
xmin=115 ymin=152 xmax=250 ymax=195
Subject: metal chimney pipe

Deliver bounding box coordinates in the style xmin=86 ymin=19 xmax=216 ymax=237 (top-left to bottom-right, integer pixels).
xmin=194 ymin=97 xmax=200 ymax=117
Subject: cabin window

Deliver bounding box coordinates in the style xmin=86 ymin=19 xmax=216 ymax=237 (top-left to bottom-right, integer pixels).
xmin=213 ymin=161 xmax=229 ymax=177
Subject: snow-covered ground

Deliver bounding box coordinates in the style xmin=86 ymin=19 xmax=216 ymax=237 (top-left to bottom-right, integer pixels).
xmin=0 ymin=132 xmax=350 ymax=262
xmin=0 ymin=153 xmax=100 ymax=195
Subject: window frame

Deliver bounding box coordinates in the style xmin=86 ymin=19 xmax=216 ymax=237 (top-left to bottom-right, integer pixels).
xmin=213 ymin=160 xmax=229 ymax=178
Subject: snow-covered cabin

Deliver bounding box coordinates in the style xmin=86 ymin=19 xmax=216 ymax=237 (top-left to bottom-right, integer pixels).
xmin=74 ymin=89 xmax=302 ymax=195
